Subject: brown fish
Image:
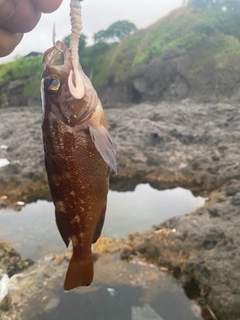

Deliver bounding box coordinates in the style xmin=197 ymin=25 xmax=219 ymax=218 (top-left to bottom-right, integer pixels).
xmin=41 ymin=0 xmax=117 ymax=290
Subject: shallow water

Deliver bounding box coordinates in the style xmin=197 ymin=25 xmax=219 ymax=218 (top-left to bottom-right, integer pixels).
xmin=0 ymin=184 xmax=205 ymax=260
xmin=105 ymin=184 xmax=205 ymax=238
xmin=21 ymin=252 xmax=204 ymax=320
xmin=30 ymin=284 xmax=202 ymax=320
xmin=0 ymin=184 xmax=206 ymax=320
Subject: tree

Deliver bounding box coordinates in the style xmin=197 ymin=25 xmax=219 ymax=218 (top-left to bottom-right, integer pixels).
xmin=106 ymin=20 xmax=137 ymax=41
xmin=93 ymin=30 xmax=107 ymax=44
xmin=93 ymin=20 xmax=137 ymax=43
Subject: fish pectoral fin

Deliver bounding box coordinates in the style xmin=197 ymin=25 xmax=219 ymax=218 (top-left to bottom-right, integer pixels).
xmin=56 ymin=211 xmax=70 ymax=247
xmin=89 ymin=125 xmax=117 ymax=174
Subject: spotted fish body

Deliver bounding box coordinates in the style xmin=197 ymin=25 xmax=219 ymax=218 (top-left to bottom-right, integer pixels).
xmin=41 ymin=1 xmax=116 ymax=291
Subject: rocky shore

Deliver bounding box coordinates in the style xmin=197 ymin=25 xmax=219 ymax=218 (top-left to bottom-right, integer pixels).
xmin=0 ymin=100 xmax=240 ymax=320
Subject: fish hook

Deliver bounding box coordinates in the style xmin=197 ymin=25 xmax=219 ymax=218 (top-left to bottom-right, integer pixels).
xmin=52 ymin=23 xmax=63 ymax=53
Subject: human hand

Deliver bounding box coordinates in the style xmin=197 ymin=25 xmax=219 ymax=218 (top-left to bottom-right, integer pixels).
xmin=0 ymin=0 xmax=63 ymax=57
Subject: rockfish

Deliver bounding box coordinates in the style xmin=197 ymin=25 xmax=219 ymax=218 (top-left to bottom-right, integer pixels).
xmin=41 ymin=0 xmax=117 ymax=290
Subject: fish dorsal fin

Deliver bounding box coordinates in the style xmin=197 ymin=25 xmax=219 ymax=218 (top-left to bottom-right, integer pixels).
xmin=89 ymin=125 xmax=117 ymax=174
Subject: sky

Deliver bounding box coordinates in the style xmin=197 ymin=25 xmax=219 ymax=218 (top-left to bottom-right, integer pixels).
xmin=0 ymin=0 xmax=183 ymax=64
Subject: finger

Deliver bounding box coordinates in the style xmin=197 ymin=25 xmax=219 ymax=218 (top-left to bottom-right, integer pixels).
xmin=0 ymin=0 xmax=41 ymax=34
xmin=0 ymin=28 xmax=23 ymax=57
xmin=0 ymin=0 xmax=16 ymax=22
xmin=32 ymin=0 xmax=63 ymax=13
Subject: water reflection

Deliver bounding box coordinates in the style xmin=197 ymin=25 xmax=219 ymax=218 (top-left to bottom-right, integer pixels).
xmin=28 ymin=284 xmax=202 ymax=320
xmin=0 ymin=184 xmax=205 ymax=260
xmin=33 ymin=286 xmax=144 ymax=320
xmin=105 ymin=184 xmax=205 ymax=238
xmin=0 ymin=184 xmax=206 ymax=320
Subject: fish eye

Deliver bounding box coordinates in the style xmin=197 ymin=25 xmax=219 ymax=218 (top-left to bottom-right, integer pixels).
xmin=45 ymin=76 xmax=60 ymax=94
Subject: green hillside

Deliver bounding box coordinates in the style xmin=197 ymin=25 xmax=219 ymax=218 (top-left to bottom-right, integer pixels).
xmin=91 ymin=6 xmax=240 ymax=87
xmin=1 ymin=5 xmax=240 ymax=97
xmin=0 ymin=56 xmax=42 ymax=96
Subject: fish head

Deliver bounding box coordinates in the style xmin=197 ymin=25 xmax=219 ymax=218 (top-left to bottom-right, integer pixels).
xmin=41 ymin=40 xmax=98 ymax=125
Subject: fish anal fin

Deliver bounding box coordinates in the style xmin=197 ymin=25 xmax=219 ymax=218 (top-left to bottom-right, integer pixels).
xmin=89 ymin=125 xmax=117 ymax=174
xmin=55 ymin=211 xmax=70 ymax=247
xmin=64 ymin=249 xmax=93 ymax=290
xmin=92 ymin=205 xmax=106 ymax=243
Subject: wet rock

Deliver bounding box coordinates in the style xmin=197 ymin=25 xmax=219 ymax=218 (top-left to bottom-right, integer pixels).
xmin=231 ymin=193 xmax=240 ymax=206
xmin=0 ymin=243 xmax=34 ymax=277
xmin=211 ymin=155 xmax=220 ymax=161
xmin=53 ymin=254 xmax=64 ymax=266
xmin=207 ymin=167 xmax=217 ymax=175
xmin=120 ymin=246 xmax=135 ymax=260
xmin=230 ymin=294 xmax=240 ymax=315
xmin=0 ymin=294 xmax=11 ymax=311
xmin=149 ymin=132 xmax=163 ymax=145
xmin=0 ymin=101 xmax=240 ymax=320
xmin=0 ymin=80 xmax=41 ymax=108
xmin=3 ymin=162 xmax=20 ymax=174
xmin=94 ymin=236 xmax=129 ymax=254
xmin=226 ymin=185 xmax=240 ymax=196
xmin=64 ymin=249 xmax=72 ymax=261
xmin=1 ymin=102 xmax=240 ymax=204
xmin=0 ymin=198 xmax=7 ymax=209
xmin=207 ymin=205 xmax=220 ymax=217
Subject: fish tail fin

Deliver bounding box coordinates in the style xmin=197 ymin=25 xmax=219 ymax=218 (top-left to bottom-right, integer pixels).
xmin=64 ymin=249 xmax=93 ymax=291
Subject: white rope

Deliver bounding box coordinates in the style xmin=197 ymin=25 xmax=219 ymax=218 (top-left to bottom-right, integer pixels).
xmin=70 ymin=0 xmax=83 ymax=70
xmin=68 ymin=0 xmax=85 ymax=99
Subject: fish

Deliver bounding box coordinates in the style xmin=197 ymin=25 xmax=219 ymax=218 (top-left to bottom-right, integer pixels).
xmin=41 ymin=0 xmax=117 ymax=291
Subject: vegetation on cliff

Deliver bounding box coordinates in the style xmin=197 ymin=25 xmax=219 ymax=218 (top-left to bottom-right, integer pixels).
xmin=91 ymin=3 xmax=240 ymax=87
xmin=0 ymin=0 xmax=240 ymax=97
xmin=0 ymin=56 xmax=42 ymax=96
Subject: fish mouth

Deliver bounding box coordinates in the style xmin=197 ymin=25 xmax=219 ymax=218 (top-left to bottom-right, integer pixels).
xmin=43 ymin=0 xmax=85 ymax=100
xmin=43 ymin=39 xmax=85 ymax=100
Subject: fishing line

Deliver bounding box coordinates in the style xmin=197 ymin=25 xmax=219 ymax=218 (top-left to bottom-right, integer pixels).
xmin=0 ymin=0 xmax=21 ymax=23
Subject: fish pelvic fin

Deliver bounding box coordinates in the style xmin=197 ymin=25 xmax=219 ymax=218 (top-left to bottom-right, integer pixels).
xmin=64 ymin=249 xmax=93 ymax=290
xmin=89 ymin=125 xmax=117 ymax=174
